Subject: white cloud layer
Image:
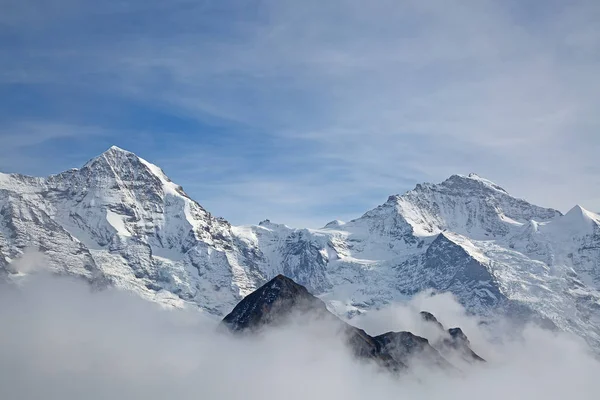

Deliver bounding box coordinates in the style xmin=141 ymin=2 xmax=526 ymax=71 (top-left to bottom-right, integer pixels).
xmin=1 ymin=272 xmax=599 ymax=400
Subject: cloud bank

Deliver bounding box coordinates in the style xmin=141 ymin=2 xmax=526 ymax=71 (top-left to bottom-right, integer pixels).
xmin=1 ymin=272 xmax=598 ymax=400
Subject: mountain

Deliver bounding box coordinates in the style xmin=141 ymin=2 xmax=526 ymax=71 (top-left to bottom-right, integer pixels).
xmin=419 ymin=311 xmax=485 ymax=364
xmin=0 ymin=146 xmax=260 ymax=313
xmin=222 ymin=274 xmax=328 ymax=331
xmin=222 ymin=274 xmax=402 ymax=370
xmin=1 ymin=147 xmax=599 ymax=350
xmin=222 ymin=274 xmax=479 ymax=371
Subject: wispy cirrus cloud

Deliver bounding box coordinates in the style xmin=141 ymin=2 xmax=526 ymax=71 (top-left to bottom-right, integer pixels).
xmin=0 ymin=122 xmax=113 ymax=174
xmin=1 ymin=0 xmax=600 ymax=224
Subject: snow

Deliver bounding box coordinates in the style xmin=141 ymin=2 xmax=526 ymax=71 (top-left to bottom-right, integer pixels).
xmin=106 ymin=210 xmax=131 ymax=237
xmin=463 ymin=173 xmax=509 ymax=194
xmin=138 ymin=156 xmax=181 ymax=197
xmin=395 ymin=197 xmax=442 ymax=237
xmin=151 ymin=247 xmax=185 ymax=261
xmin=324 ymin=220 xmax=346 ymax=229
xmin=528 ymin=219 xmax=540 ymax=232
xmin=499 ymin=214 xmax=524 ymax=226
xmin=1 ymin=146 xmax=600 ymax=350
xmin=560 ymin=205 xmax=600 ymax=231
xmin=441 ymin=233 xmax=489 ymax=264
xmin=231 ymin=225 xmax=259 ymax=243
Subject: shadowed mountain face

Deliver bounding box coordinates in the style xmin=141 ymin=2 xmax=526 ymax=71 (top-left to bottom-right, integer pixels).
xmin=222 ymin=275 xmax=403 ymax=370
xmin=222 ymin=275 xmax=483 ymax=372
xmin=373 ymin=331 xmax=454 ymax=369
xmin=445 ymin=328 xmax=485 ymax=362
xmin=420 ymin=311 xmax=444 ymax=329
xmin=419 ymin=311 xmax=485 ymax=363
xmin=222 ymin=274 xmax=328 ymax=331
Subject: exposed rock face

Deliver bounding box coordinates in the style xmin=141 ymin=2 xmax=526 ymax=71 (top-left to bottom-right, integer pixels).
xmin=0 ymin=146 xmax=258 ymax=313
xmin=222 ymin=274 xmax=328 ymax=331
xmin=1 ymin=147 xmax=600 ymax=350
xmin=373 ymin=331 xmax=453 ymax=369
xmin=422 ymin=233 xmax=505 ymax=308
xmin=419 ymin=311 xmax=485 ymax=363
xmin=223 ymin=275 xmax=405 ymax=370
xmin=444 ymin=328 xmax=485 ymax=362
xmin=222 ymin=275 xmax=482 ymax=373
xmin=419 ymin=311 xmax=444 ymax=330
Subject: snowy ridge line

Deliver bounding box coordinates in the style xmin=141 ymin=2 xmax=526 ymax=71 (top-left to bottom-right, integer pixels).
xmin=1 ymin=146 xmax=599 ymax=350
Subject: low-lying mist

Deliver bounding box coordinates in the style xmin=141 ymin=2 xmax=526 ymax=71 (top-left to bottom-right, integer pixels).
xmin=1 ymin=272 xmax=598 ymax=400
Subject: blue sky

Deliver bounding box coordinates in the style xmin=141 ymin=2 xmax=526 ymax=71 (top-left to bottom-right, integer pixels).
xmin=1 ymin=0 xmax=599 ymax=227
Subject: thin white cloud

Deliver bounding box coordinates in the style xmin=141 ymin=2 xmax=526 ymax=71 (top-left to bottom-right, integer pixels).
xmin=0 ymin=122 xmax=112 ymax=174
xmin=2 ymin=0 xmax=600 ymax=223
xmin=1 ymin=272 xmax=599 ymax=399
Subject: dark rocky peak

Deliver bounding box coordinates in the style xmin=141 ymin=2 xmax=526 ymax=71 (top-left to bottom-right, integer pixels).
xmin=444 ymin=327 xmax=485 ymax=362
xmin=446 ymin=327 xmax=474 ymax=350
xmin=223 ymin=275 xmax=486 ymax=368
xmin=425 ymin=233 xmax=503 ymax=307
xmin=221 ymin=275 xmax=472 ymax=373
xmin=420 ymin=311 xmax=444 ymax=330
xmin=222 ymin=274 xmax=392 ymax=367
xmin=448 ymin=327 xmax=469 ymax=342
xmin=373 ymin=331 xmax=452 ymax=369
xmin=419 ymin=311 xmax=485 ymax=363
xmin=222 ymin=274 xmax=328 ymax=331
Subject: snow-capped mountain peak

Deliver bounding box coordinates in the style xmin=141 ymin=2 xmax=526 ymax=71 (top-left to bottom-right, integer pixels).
xmin=324 ymin=219 xmax=346 ymax=229
xmin=356 ymin=173 xmax=561 ymax=240
xmin=108 ymin=144 xmax=128 ymax=152
xmin=81 ymin=146 xmax=187 ymax=197
xmin=1 ymin=147 xmax=600 ymax=351
xmin=562 ymin=204 xmax=600 ymax=228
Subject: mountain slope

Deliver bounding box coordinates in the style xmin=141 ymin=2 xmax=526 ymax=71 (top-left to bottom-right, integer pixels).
xmin=0 ymin=147 xmax=265 ymax=313
xmin=1 ymin=147 xmax=599 ymax=349
xmin=222 ymin=275 xmax=479 ymax=371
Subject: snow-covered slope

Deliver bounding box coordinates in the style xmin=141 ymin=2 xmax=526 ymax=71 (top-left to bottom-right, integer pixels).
xmin=1 ymin=148 xmax=599 ymax=349
xmin=0 ymin=147 xmax=266 ymax=314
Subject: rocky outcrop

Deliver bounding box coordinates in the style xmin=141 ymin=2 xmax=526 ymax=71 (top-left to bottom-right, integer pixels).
xmin=222 ymin=275 xmax=482 ymax=373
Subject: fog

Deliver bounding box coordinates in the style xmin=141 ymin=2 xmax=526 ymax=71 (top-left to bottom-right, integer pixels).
xmin=1 ymin=273 xmax=598 ymax=400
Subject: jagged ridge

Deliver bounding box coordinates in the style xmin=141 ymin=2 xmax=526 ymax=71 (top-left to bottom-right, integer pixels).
xmin=1 ymin=146 xmax=599 ymax=351
xmin=222 ymin=275 xmax=483 ymax=372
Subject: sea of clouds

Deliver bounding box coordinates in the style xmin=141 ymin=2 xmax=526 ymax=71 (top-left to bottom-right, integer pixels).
xmin=1 ymin=264 xmax=599 ymax=400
